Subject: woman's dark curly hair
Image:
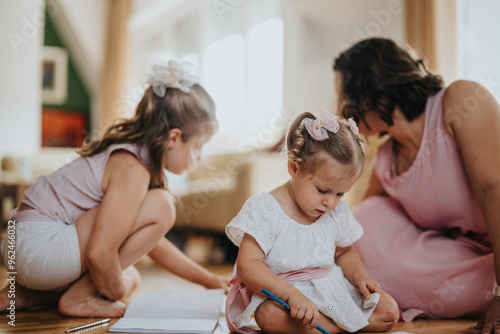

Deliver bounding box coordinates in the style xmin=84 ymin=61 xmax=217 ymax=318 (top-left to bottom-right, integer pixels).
xmin=333 ymin=38 xmax=443 ymax=129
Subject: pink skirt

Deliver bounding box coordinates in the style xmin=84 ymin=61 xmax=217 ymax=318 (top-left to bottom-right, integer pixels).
xmin=353 ymin=196 xmax=494 ymax=321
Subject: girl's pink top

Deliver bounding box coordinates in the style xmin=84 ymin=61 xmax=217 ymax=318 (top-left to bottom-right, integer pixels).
xmin=375 ymin=87 xmax=488 ymax=244
xmin=12 ymin=143 xmax=150 ymax=224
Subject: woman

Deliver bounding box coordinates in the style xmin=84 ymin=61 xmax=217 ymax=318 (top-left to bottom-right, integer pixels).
xmin=333 ymin=37 xmax=500 ymax=333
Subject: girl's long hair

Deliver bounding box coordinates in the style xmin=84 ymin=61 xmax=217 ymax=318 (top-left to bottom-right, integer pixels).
xmin=333 ymin=38 xmax=443 ymax=128
xmin=78 ymin=84 xmax=217 ymax=189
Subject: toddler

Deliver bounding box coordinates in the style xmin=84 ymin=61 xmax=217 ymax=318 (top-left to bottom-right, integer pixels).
xmin=225 ymin=110 xmax=399 ymax=333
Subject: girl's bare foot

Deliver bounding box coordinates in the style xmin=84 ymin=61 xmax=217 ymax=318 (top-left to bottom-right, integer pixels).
xmin=363 ymin=311 xmax=398 ymax=332
xmin=120 ymin=265 xmax=141 ymax=304
xmin=0 ymin=284 xmax=62 ymax=312
xmin=58 ymin=274 xmax=126 ymax=317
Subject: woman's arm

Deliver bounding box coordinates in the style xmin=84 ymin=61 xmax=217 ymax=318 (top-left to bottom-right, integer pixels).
xmin=443 ymin=80 xmax=500 ymax=332
xmin=363 ymin=167 xmax=387 ymax=199
xmin=148 ymin=237 xmax=230 ymax=292
xmin=237 ymin=234 xmax=320 ymax=328
xmin=86 ymin=152 xmax=151 ymax=300
xmin=335 ymin=245 xmax=380 ymax=299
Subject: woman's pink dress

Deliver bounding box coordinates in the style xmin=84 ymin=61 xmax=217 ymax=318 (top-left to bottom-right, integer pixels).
xmin=353 ymin=87 xmax=495 ymax=321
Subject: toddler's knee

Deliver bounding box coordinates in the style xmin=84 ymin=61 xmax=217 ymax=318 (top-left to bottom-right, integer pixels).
xmin=146 ymin=189 xmax=176 ymax=232
xmin=380 ymin=291 xmax=400 ymax=322
xmin=255 ymin=301 xmax=289 ymax=334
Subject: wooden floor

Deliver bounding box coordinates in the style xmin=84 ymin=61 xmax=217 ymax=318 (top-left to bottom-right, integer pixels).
xmin=0 ymin=259 xmax=481 ymax=334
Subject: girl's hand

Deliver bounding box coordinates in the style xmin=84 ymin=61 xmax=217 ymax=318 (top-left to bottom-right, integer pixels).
xmin=203 ymin=273 xmax=231 ymax=294
xmin=287 ymin=291 xmax=320 ymax=329
xmin=356 ymin=277 xmax=381 ymax=300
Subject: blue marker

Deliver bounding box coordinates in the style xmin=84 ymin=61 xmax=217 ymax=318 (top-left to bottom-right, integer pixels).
xmin=262 ymin=288 xmax=331 ymax=334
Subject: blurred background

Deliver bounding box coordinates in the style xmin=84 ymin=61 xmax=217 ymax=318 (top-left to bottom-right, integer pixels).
xmin=0 ymin=0 xmax=499 ymax=264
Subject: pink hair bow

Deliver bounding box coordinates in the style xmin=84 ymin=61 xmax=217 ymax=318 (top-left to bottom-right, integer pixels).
xmin=304 ymin=109 xmax=340 ymax=141
xmin=347 ymin=118 xmax=360 ymax=138
xmin=347 ymin=117 xmax=365 ymax=149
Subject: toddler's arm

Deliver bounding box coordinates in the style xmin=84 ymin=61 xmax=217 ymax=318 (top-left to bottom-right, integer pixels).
xmin=148 ymin=237 xmax=230 ymax=292
xmin=86 ymin=152 xmax=151 ymax=300
xmin=237 ymin=233 xmax=320 ymax=329
xmin=335 ymin=245 xmax=380 ymax=299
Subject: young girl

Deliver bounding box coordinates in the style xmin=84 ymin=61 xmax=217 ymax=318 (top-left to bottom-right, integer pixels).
xmin=0 ymin=60 xmax=228 ymax=317
xmin=225 ymin=110 xmax=400 ymax=333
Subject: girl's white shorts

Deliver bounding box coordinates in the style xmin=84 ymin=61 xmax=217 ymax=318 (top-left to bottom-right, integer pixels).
xmin=2 ymin=220 xmax=81 ymax=290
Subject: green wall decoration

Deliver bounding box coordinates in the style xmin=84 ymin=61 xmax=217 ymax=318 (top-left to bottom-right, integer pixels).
xmin=42 ymin=11 xmax=91 ymax=147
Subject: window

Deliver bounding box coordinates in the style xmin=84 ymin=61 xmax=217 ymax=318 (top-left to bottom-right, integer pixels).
xmin=129 ymin=1 xmax=284 ymax=156
xmin=457 ymin=0 xmax=500 ymax=102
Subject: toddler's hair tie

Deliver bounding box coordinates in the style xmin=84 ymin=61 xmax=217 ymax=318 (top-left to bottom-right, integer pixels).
xmin=146 ymin=60 xmax=197 ymax=97
xmin=347 ymin=118 xmax=362 ymax=139
xmin=347 ymin=117 xmax=365 ymax=149
xmin=303 ymin=109 xmax=340 ymax=141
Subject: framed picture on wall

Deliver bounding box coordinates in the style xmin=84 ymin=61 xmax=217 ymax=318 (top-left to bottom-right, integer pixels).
xmin=41 ymin=46 xmax=68 ymax=104
xmin=42 ymin=108 xmax=88 ymax=147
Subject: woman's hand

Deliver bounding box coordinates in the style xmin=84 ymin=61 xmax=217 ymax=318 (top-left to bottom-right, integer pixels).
xmin=287 ymin=290 xmax=320 ymax=329
xmin=356 ymin=277 xmax=381 ymax=300
xmin=473 ymin=296 xmax=500 ymax=334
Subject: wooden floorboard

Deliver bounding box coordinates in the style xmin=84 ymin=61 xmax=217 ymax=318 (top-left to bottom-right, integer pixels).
xmin=0 ymin=259 xmax=481 ymax=333
xmin=0 ymin=309 xmax=480 ymax=334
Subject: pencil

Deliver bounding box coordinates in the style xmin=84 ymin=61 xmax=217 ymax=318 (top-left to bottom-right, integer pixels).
xmin=262 ymin=288 xmax=331 ymax=334
xmin=65 ymin=318 xmax=111 ymax=333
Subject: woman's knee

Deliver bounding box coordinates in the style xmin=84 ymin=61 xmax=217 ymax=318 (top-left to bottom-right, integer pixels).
xmin=142 ymin=189 xmax=176 ymax=233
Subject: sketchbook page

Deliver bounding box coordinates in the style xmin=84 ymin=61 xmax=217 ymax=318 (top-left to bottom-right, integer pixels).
xmin=123 ymin=289 xmax=225 ymax=320
xmin=108 ymin=318 xmax=219 ymax=334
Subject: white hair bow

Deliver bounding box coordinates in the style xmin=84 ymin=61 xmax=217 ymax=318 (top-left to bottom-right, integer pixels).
xmin=146 ymin=60 xmax=197 ymax=97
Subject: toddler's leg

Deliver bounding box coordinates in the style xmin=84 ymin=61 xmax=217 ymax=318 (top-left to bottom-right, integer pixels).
xmin=254 ymin=300 xmax=344 ymax=334
xmin=59 ymin=189 xmax=175 ymax=317
xmin=362 ymin=291 xmax=400 ymax=332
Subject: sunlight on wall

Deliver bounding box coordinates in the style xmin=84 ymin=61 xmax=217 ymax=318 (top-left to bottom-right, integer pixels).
xmin=247 ymin=18 xmax=284 ymax=130
xmin=202 ymin=17 xmax=284 ymax=153
xmin=202 ymin=33 xmax=246 ymax=135
xmin=457 ymin=0 xmax=500 ymax=102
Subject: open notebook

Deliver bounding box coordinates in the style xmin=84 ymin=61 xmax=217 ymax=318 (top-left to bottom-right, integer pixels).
xmin=109 ymin=289 xmax=225 ymax=334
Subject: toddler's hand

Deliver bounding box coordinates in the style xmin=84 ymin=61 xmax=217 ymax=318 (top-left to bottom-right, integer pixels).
xmin=356 ymin=278 xmax=381 ymax=300
xmin=287 ymin=291 xmax=320 ymax=329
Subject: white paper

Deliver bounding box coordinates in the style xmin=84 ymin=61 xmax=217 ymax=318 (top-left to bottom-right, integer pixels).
xmin=109 ymin=289 xmax=225 ymax=334
xmin=109 ymin=318 xmax=219 ymax=333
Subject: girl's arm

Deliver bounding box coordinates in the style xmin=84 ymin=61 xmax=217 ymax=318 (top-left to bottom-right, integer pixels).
xmin=148 ymin=237 xmax=230 ymax=292
xmin=442 ymin=80 xmax=500 ymax=332
xmin=237 ymin=234 xmax=320 ymax=329
xmin=86 ymin=151 xmax=151 ymax=300
xmin=335 ymin=245 xmax=380 ymax=299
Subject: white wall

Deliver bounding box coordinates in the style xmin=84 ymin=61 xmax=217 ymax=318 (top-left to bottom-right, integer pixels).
xmin=0 ymin=0 xmax=109 ymax=158
xmin=50 ymin=0 xmax=108 ymax=96
xmin=0 ymin=0 xmax=45 ymax=158
xmin=282 ymin=0 xmax=405 ymax=119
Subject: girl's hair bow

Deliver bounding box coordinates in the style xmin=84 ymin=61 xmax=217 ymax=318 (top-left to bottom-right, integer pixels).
xmin=147 ymin=60 xmax=197 ymax=97
xmin=303 ymin=109 xmax=340 ymax=141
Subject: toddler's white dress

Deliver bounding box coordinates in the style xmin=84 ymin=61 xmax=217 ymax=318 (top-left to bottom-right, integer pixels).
xmin=225 ymin=192 xmax=377 ymax=333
